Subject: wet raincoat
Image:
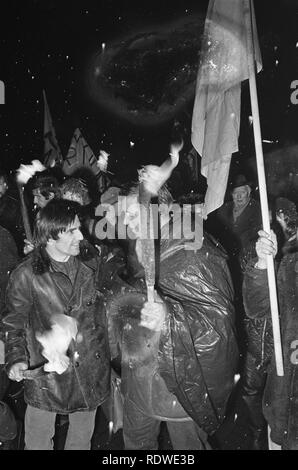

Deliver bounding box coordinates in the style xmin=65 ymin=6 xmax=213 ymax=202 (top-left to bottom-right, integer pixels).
xmin=107 ymin=232 xmax=239 ymax=435
xmin=243 ymin=245 xmax=298 ymax=449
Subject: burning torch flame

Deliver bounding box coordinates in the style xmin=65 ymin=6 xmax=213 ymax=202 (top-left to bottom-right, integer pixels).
xmin=36 ymin=314 xmax=78 ymax=375
xmin=96 ymin=150 xmax=109 ymax=173
xmin=16 ymin=160 xmax=46 ymax=185
xmin=138 ymin=139 xmax=183 ymax=196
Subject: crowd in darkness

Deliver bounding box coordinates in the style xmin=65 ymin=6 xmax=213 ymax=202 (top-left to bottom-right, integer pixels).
xmin=0 ymin=158 xmax=298 ymax=451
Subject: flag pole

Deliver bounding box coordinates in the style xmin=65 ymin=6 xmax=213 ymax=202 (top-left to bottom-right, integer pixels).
xmin=244 ymin=0 xmax=284 ymax=375
xmin=139 ymin=182 xmax=155 ymax=303
xmin=17 ymin=184 xmax=33 ymax=242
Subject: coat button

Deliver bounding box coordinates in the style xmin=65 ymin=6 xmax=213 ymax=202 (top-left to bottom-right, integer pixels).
xmin=86 ymin=300 xmax=92 ymax=306
xmin=95 ymin=352 xmax=101 ymax=359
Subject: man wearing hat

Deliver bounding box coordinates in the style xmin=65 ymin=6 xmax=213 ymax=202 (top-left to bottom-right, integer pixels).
xmin=207 ymin=174 xmax=264 ymax=448
xmin=212 ymin=174 xmax=262 ymax=261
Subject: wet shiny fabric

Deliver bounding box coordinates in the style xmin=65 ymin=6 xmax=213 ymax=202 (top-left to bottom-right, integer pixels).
xmin=107 ymin=232 xmax=239 ymax=436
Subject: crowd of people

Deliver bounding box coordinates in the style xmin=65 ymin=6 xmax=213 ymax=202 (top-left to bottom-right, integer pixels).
xmin=0 ymin=157 xmax=297 ymax=451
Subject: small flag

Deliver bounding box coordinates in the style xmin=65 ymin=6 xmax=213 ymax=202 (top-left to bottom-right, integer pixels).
xmin=62 ymin=128 xmax=109 ymax=192
xmin=43 ymin=90 xmax=63 ymax=168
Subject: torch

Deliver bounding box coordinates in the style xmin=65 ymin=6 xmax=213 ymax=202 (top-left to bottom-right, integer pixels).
xmin=138 ymin=138 xmax=183 ymax=303
xmin=16 ymin=160 xmax=46 ymax=242
xmin=96 ymin=149 xmax=115 ymax=193
xmin=23 ymin=314 xmax=78 ymax=380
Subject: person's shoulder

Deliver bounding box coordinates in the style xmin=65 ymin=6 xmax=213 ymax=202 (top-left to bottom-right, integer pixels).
xmin=280 ymin=246 xmax=298 ymax=264
xmin=247 ymin=198 xmax=261 ymax=211
xmin=13 ymin=254 xmax=33 ymax=270
xmin=214 ymin=201 xmax=233 ymax=220
xmin=1 ymin=191 xmax=19 ymax=207
xmin=9 ymin=255 xmax=33 ymax=283
xmin=202 ymin=231 xmax=228 ymax=258
xmin=218 ymin=200 xmax=233 ymax=212
xmin=0 ymin=225 xmax=15 ymax=242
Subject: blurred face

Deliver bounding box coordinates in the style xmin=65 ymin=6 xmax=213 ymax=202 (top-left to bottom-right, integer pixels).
xmin=276 ymin=212 xmax=287 ymax=232
xmin=122 ymin=194 xmax=144 ymax=265
xmin=232 ymin=185 xmax=251 ymax=209
xmin=0 ymin=177 xmax=8 ymax=197
xmin=62 ymin=191 xmax=83 ymax=205
xmin=122 ymin=194 xmax=141 ymax=237
xmin=46 ymin=215 xmax=83 ymax=261
xmin=33 ymin=188 xmax=53 ymax=208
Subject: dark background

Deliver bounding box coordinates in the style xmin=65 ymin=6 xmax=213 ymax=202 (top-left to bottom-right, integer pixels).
xmin=0 ymin=0 xmax=298 ymax=199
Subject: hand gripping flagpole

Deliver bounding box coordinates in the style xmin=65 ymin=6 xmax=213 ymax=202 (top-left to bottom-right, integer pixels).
xmin=244 ymin=0 xmax=284 ymax=376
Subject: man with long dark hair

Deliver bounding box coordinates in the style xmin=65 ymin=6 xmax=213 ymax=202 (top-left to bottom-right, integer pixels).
xmin=1 ymin=199 xmax=110 ymax=449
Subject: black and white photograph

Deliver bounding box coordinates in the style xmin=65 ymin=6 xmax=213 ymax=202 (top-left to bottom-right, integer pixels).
xmin=0 ymin=0 xmax=298 ymax=455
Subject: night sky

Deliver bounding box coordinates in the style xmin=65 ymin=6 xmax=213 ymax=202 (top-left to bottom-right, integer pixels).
xmin=1 ymin=0 xmax=298 ymax=196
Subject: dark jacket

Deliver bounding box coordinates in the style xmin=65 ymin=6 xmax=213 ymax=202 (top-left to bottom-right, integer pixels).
xmin=0 ymin=192 xmax=24 ymax=255
xmin=210 ymin=198 xmax=262 ymax=259
xmin=1 ymin=245 xmax=111 ymax=414
xmin=243 ymin=247 xmax=298 ymax=449
xmin=242 ymin=261 xmax=274 ymax=366
xmin=0 ymin=225 xmax=18 ymax=313
xmin=107 ymin=232 xmax=239 ymax=435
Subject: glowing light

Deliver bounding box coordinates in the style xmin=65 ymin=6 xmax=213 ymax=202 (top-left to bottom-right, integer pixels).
xmin=109 ymin=421 xmax=113 ymax=436
xmin=234 ymin=374 xmax=240 ymax=384
xmin=97 ymin=150 xmax=109 ymax=172
xmin=16 ymin=160 xmax=46 ymax=184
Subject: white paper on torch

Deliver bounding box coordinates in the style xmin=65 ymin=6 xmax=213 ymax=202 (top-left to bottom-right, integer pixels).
xmin=36 ymin=315 xmax=78 ymax=375
xmin=16 ymin=160 xmax=46 ymax=185
xmin=97 ymin=150 xmax=109 ymax=172
xmin=138 ymin=152 xmax=180 ymax=196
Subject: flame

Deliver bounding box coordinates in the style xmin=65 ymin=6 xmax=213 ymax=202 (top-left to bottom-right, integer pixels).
xmin=97 ymin=150 xmax=109 ymax=172
xmin=234 ymin=373 xmax=241 ymax=385
xmin=36 ymin=314 xmax=78 ymax=375
xmin=16 ymin=160 xmax=46 ymax=185
xmin=138 ymin=139 xmax=183 ymax=196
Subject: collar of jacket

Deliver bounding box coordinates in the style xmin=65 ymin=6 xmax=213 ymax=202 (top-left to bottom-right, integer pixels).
xmin=31 ymin=242 xmax=98 ymax=275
